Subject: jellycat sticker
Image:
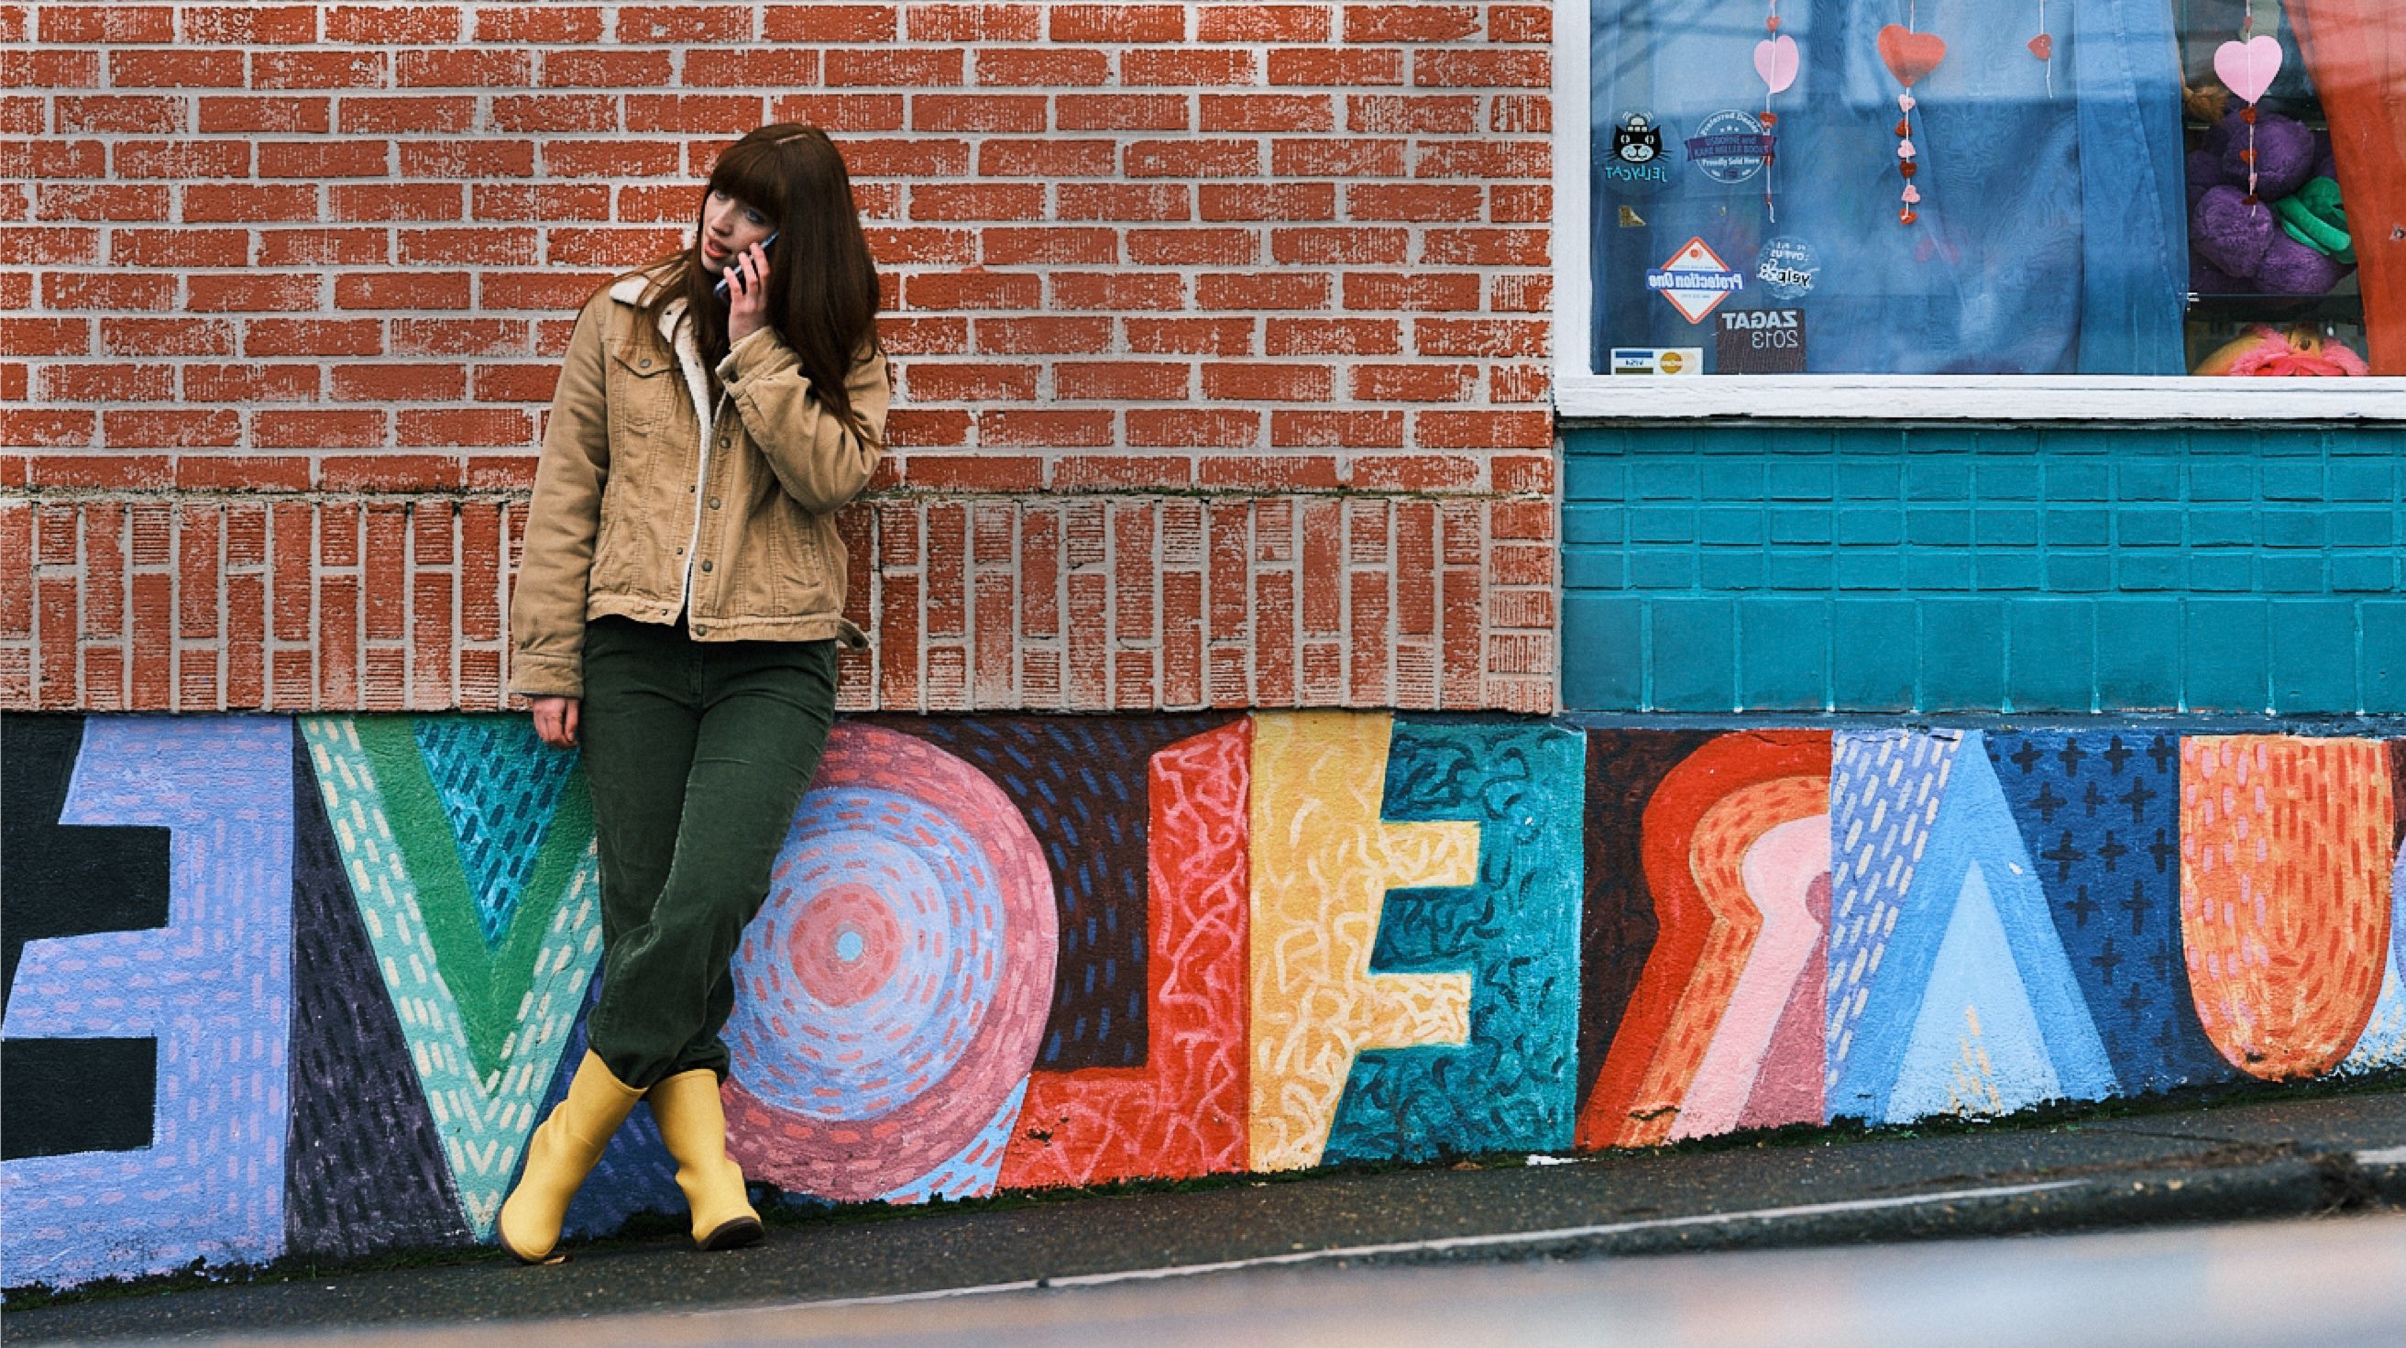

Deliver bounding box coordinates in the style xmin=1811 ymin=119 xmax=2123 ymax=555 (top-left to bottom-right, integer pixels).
xmin=1646 ymin=237 xmax=1746 ymax=323
xmin=1754 ymin=236 xmax=1820 ymax=300
xmin=1685 ymin=110 xmax=1774 ymax=185
xmin=1604 ymin=111 xmax=1674 ymax=192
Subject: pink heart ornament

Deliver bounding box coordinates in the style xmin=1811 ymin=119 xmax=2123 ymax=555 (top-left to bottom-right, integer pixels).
xmin=1897 ymin=139 xmax=1916 ymax=159
xmin=1897 ymin=93 xmax=1916 ymax=111
xmin=2214 ymin=35 xmax=2282 ymax=104
xmin=1901 ymin=185 xmax=1922 ymax=203
xmin=1753 ymin=35 xmax=1799 ymax=95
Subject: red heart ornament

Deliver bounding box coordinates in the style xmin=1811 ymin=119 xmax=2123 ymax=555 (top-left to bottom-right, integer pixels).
xmin=2027 ymin=34 xmax=2052 ymax=60
xmin=1877 ymin=25 xmax=1948 ymax=88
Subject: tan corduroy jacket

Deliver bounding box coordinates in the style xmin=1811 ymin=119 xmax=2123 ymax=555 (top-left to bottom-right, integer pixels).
xmin=509 ymin=269 xmax=890 ymax=699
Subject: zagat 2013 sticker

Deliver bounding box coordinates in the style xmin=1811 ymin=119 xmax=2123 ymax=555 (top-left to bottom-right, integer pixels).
xmin=1646 ymin=237 xmax=1745 ymax=324
xmin=1602 ymin=111 xmax=1673 ymax=191
xmin=1714 ymin=307 xmax=1806 ymax=373
xmin=1754 ymin=236 xmax=1819 ymax=300
xmin=1684 ymin=109 xmax=1774 ymax=185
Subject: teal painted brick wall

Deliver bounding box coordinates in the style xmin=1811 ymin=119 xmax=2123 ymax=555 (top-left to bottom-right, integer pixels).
xmin=1561 ymin=425 xmax=2406 ymax=713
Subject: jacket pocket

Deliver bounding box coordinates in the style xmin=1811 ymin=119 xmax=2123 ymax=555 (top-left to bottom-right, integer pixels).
xmin=607 ymin=344 xmax=674 ymax=433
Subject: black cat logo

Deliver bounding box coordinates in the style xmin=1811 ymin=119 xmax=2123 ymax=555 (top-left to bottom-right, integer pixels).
xmin=1614 ymin=114 xmax=1662 ymax=165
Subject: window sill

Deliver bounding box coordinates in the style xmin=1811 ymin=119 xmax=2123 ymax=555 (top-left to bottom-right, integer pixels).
xmin=1552 ymin=373 xmax=2406 ymax=423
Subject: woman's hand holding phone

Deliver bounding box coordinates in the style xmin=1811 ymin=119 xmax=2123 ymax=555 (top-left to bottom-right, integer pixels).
xmin=720 ymin=235 xmax=775 ymax=346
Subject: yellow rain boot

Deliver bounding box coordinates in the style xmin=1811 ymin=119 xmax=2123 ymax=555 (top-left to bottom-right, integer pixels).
xmin=497 ymin=1052 xmax=643 ymax=1264
xmin=646 ymin=1068 xmax=764 ymax=1251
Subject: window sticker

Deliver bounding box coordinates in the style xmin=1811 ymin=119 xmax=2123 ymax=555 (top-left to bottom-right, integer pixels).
xmin=1754 ymin=236 xmax=1820 ymax=301
xmin=1717 ymin=308 xmax=1808 ymax=372
xmin=1611 ymin=347 xmax=1705 ymax=375
xmin=1647 ymin=237 xmax=1747 ymax=324
xmin=1684 ymin=110 xmax=1774 ymax=185
xmin=1604 ymin=111 xmax=1675 ymax=192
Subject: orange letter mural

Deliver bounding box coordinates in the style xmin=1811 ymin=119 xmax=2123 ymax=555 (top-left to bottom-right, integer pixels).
xmin=2180 ymin=736 xmax=2394 ymax=1079
xmin=1579 ymin=732 xmax=1832 ymax=1149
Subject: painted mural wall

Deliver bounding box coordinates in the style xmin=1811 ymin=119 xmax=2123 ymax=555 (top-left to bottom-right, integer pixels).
xmin=5 ymin=711 xmax=2403 ymax=1288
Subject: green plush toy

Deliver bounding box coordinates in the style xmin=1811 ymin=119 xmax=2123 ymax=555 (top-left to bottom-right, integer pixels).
xmin=2273 ymin=177 xmax=2353 ymax=264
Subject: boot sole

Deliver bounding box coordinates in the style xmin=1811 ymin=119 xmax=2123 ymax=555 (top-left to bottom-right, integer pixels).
xmin=498 ymin=1231 xmax=568 ymax=1266
xmin=697 ymin=1216 xmax=765 ymax=1252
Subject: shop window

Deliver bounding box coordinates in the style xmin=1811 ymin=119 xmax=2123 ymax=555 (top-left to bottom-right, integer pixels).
xmin=1565 ymin=0 xmax=2404 ymax=402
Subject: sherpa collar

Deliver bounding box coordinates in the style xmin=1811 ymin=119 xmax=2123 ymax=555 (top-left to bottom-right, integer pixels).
xmin=606 ymin=269 xmax=712 ymax=431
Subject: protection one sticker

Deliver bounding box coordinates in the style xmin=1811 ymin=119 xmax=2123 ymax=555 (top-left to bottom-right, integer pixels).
xmin=1645 ymin=237 xmax=1745 ymax=324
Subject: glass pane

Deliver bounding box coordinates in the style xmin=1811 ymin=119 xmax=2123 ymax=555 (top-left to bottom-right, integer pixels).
xmin=2178 ymin=1 xmax=2377 ymax=374
xmin=1586 ymin=0 xmax=2398 ymax=377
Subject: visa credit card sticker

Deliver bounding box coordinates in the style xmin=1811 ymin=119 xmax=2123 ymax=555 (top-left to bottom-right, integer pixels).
xmin=1610 ymin=347 xmax=1704 ymax=376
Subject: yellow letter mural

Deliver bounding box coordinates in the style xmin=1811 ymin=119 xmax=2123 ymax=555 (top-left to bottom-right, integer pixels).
xmin=1246 ymin=712 xmax=1480 ymax=1172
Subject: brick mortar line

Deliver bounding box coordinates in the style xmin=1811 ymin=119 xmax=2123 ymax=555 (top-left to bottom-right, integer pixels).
xmin=3 ymin=486 xmax=1558 ymax=504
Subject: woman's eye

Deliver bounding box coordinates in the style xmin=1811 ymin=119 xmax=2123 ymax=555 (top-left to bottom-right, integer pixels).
xmin=744 ymin=209 xmax=765 ymax=225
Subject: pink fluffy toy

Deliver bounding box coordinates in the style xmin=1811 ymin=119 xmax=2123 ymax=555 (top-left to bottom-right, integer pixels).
xmin=2192 ymin=323 xmax=2370 ymax=376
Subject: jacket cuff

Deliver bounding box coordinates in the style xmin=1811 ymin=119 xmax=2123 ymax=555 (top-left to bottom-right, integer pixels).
xmin=508 ymin=650 xmax=584 ymax=699
xmin=719 ymin=326 xmax=797 ymax=386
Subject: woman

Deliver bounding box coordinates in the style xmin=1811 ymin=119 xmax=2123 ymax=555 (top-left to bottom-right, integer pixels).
xmin=500 ymin=125 xmax=888 ymax=1264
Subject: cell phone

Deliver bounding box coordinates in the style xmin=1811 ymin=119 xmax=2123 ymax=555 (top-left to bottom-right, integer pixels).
xmin=713 ymin=232 xmax=778 ymax=302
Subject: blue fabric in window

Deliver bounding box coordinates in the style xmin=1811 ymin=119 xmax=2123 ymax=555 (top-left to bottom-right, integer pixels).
xmin=1589 ymin=0 xmax=2188 ymax=374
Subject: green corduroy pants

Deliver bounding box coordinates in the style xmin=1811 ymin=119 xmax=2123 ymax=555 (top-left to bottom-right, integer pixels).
xmin=577 ymin=614 xmax=840 ymax=1089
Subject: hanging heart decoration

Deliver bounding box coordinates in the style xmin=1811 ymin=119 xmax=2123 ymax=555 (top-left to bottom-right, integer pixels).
xmin=1753 ymin=35 xmax=1799 ymax=94
xmin=1754 ymin=4 xmax=1796 ymax=223
xmin=2215 ymin=32 xmax=2282 ymax=204
xmin=2213 ymin=34 xmax=2282 ymax=105
xmin=1876 ymin=24 xmax=1948 ymax=87
xmin=2031 ymin=0 xmax=2053 ymax=96
xmin=1878 ymin=24 xmax=1944 ymax=224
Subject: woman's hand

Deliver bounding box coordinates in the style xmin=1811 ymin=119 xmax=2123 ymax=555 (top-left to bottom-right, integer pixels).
xmin=725 ymin=240 xmax=771 ymax=346
xmin=531 ymin=695 xmax=581 ymax=749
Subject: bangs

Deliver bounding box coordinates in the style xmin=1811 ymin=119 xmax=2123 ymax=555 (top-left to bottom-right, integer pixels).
xmin=705 ymin=140 xmax=789 ymax=221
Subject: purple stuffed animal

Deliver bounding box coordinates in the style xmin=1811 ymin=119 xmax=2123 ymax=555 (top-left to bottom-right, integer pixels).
xmin=2188 ymin=110 xmax=2349 ymax=295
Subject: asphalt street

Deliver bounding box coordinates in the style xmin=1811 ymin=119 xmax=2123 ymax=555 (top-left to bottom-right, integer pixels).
xmin=105 ymin=1211 xmax=2406 ymax=1348
xmin=10 ymin=1086 xmax=2404 ymax=1344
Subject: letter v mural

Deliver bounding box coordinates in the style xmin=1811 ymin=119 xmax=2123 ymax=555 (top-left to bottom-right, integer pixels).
xmin=298 ymin=716 xmax=603 ymax=1238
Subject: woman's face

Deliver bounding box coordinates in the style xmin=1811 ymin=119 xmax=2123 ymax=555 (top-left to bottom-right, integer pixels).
xmin=699 ymin=188 xmax=775 ymax=274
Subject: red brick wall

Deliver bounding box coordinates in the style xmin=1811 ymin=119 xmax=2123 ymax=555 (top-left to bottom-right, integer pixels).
xmin=1 ymin=2 xmax=1559 ymax=713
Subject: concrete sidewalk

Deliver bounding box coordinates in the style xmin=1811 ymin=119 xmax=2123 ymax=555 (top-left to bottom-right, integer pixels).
xmin=11 ymin=1086 xmax=2405 ymax=1344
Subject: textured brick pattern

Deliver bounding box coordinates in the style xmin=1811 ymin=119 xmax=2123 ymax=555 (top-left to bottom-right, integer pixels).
xmin=0 ymin=483 xmax=1556 ymax=713
xmin=1562 ymin=426 xmax=2406 ymax=715
xmin=0 ymin=1 xmax=1555 ymax=465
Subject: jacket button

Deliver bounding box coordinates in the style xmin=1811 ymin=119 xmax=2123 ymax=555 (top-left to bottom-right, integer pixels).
xmin=675 ymin=546 xmax=684 ymax=555
xmin=693 ymin=624 xmax=707 ymax=636
xmin=717 ymin=437 xmax=730 ymax=449
xmin=700 ymin=560 xmax=713 ymax=572
xmin=639 ymin=358 xmax=652 ymax=369
xmin=708 ymin=496 xmax=721 ymax=509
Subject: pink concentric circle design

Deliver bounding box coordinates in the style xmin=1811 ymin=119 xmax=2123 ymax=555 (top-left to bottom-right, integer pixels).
xmin=723 ymin=724 xmax=1056 ymax=1201
xmin=789 ymin=883 xmax=903 ymax=1009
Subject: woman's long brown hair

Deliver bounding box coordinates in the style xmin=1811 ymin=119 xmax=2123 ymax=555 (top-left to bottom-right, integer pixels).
xmin=638 ymin=125 xmax=882 ymax=447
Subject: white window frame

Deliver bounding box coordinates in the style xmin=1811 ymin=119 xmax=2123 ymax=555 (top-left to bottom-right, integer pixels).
xmin=1549 ymin=2 xmax=2406 ymax=423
